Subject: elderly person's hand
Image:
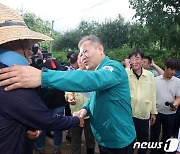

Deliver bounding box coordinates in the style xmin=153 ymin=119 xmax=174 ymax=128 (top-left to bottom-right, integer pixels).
xmin=0 ymin=65 xmax=41 ymax=91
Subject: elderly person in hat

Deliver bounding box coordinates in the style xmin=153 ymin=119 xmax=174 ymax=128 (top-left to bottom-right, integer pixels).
xmin=0 ymin=3 xmax=81 ymax=154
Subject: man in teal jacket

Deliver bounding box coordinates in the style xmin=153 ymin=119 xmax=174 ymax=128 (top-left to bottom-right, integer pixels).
xmin=0 ymin=35 xmax=136 ymax=154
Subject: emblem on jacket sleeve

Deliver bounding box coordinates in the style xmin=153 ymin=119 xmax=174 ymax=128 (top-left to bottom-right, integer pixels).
xmin=102 ymin=66 xmax=114 ymax=72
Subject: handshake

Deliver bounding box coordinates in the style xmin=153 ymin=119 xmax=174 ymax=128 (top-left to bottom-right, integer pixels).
xmin=73 ymin=109 xmax=87 ymax=127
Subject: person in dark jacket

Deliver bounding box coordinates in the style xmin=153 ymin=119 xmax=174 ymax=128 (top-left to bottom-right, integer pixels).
xmin=0 ymin=3 xmax=80 ymax=154
xmin=35 ymin=58 xmax=68 ymax=154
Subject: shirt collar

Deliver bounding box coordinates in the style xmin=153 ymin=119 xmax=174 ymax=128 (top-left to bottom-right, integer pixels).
xmin=67 ymin=65 xmax=76 ymax=71
xmin=159 ymin=74 xmax=175 ymax=81
xmin=129 ymin=67 xmax=147 ymax=76
xmin=132 ymin=68 xmax=142 ymax=79
xmin=0 ymin=48 xmax=29 ymax=66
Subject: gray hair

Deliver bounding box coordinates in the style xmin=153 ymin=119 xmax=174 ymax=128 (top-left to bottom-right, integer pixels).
xmin=78 ymin=35 xmax=103 ymax=49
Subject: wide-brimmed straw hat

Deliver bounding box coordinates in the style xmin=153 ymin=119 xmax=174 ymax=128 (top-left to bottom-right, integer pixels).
xmin=0 ymin=3 xmax=52 ymax=46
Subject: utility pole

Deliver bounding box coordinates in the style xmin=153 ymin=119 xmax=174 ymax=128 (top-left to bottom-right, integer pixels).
xmin=19 ymin=2 xmax=24 ymax=16
xmin=49 ymin=20 xmax=54 ymax=53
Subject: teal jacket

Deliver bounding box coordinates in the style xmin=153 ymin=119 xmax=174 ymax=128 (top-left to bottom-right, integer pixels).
xmin=42 ymin=56 xmax=136 ymax=148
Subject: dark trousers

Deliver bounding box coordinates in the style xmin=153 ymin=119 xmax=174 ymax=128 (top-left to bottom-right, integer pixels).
xmin=133 ymin=117 xmax=149 ymax=154
xmin=70 ymin=118 xmax=95 ymax=154
xmin=99 ymin=140 xmax=135 ymax=154
xmin=150 ymin=113 xmax=176 ymax=154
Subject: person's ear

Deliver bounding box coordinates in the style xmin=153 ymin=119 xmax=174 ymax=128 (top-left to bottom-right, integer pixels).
xmin=99 ymin=44 xmax=104 ymax=55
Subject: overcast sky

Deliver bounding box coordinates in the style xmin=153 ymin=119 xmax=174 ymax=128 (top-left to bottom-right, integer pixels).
xmin=0 ymin=0 xmax=135 ymax=32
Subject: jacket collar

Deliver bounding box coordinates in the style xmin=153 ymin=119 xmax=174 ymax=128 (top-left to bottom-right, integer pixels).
xmin=96 ymin=56 xmax=110 ymax=70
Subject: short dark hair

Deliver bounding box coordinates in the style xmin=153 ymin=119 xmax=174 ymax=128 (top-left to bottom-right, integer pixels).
xmin=143 ymin=56 xmax=152 ymax=63
xmin=66 ymin=51 xmax=75 ymax=60
xmin=165 ymin=58 xmax=179 ymax=70
xmin=129 ymin=48 xmax=144 ymax=59
xmin=69 ymin=52 xmax=78 ymax=64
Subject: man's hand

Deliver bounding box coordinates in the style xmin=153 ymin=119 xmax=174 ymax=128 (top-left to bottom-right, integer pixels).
xmin=73 ymin=109 xmax=87 ymax=127
xmin=67 ymin=94 xmax=76 ymax=105
xmin=73 ymin=112 xmax=84 ymax=127
xmin=172 ymin=97 xmax=180 ymax=110
xmin=73 ymin=109 xmax=87 ymax=118
xmin=0 ymin=65 xmax=41 ymax=91
xmin=124 ymin=59 xmax=131 ymax=68
xmin=26 ymin=130 xmax=41 ymax=140
xmin=150 ymin=60 xmax=155 ymax=67
xmin=170 ymin=105 xmax=177 ymax=111
xmin=150 ymin=114 xmax=156 ymax=125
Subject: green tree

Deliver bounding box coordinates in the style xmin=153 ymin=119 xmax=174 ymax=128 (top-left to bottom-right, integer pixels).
xmin=52 ymin=20 xmax=100 ymax=51
xmin=78 ymin=20 xmax=99 ymax=36
xmin=129 ymin=0 xmax=180 ymax=51
xmin=97 ymin=15 xmax=129 ymax=48
xmin=53 ymin=30 xmax=80 ymax=51
xmin=128 ymin=22 xmax=150 ymax=49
